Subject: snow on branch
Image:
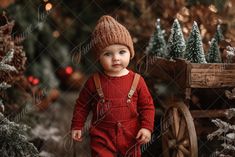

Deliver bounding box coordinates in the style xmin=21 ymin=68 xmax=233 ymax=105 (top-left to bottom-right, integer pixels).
xmin=0 ymin=49 xmax=17 ymax=72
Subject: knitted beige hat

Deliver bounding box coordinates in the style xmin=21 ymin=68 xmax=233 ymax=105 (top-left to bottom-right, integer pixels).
xmin=91 ymin=15 xmax=134 ymax=59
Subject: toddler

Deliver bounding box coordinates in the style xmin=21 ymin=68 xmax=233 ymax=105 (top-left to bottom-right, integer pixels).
xmin=71 ymin=15 xmax=155 ymax=157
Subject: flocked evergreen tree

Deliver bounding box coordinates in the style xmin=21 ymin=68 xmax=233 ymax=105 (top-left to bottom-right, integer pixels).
xmin=213 ymin=24 xmax=224 ymax=43
xmin=0 ymin=14 xmax=39 ymax=157
xmin=0 ymin=113 xmax=39 ymax=157
xmin=145 ymin=19 xmax=166 ymax=57
xmin=0 ymin=50 xmax=16 ymax=89
xmin=184 ymin=21 xmax=207 ymax=63
xmin=0 ymin=49 xmax=16 ymax=112
xmin=167 ymin=19 xmax=186 ymax=59
xmin=207 ymin=38 xmax=222 ymax=63
xmin=0 ymin=44 xmax=39 ymax=157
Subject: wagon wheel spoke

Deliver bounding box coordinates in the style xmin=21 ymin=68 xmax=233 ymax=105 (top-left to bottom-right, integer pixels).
xmin=172 ymin=108 xmax=180 ymax=137
xmin=177 ymin=149 xmax=184 ymax=157
xmin=163 ymin=116 xmax=174 ymax=140
xmin=177 ymin=117 xmax=186 ymax=141
xmin=164 ymin=125 xmax=174 ymax=140
xmin=168 ymin=128 xmax=174 ymax=139
xmin=178 ymin=144 xmax=190 ymax=156
xmin=162 ymin=102 xmax=198 ymax=157
xmin=173 ymin=150 xmax=177 ymax=157
xmin=180 ymin=139 xmax=189 ymax=147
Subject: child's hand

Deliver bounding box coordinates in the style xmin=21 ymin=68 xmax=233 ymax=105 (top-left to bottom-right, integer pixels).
xmin=72 ymin=130 xmax=82 ymax=142
xmin=136 ymin=128 xmax=151 ymax=144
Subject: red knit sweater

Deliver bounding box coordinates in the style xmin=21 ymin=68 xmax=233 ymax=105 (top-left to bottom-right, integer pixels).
xmin=71 ymin=70 xmax=155 ymax=132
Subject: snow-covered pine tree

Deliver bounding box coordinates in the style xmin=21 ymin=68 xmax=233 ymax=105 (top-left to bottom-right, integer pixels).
xmin=145 ymin=19 xmax=166 ymax=57
xmin=0 ymin=113 xmax=39 ymax=157
xmin=207 ymin=38 xmax=222 ymax=63
xmin=0 ymin=14 xmax=39 ymax=157
xmin=0 ymin=49 xmax=16 ymax=89
xmin=207 ymin=116 xmax=235 ymax=156
xmin=0 ymin=49 xmax=16 ymax=113
xmin=167 ymin=19 xmax=186 ymax=59
xmin=0 ymin=56 xmax=39 ymax=156
xmin=213 ymin=24 xmax=224 ymax=43
xmin=184 ymin=21 xmax=207 ymax=63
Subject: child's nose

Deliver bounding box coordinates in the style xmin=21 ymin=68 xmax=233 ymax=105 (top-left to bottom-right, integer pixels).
xmin=113 ymin=54 xmax=120 ymax=60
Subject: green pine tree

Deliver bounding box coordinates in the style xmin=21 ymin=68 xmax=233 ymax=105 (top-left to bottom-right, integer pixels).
xmin=145 ymin=19 xmax=166 ymax=57
xmin=167 ymin=19 xmax=186 ymax=59
xmin=207 ymin=38 xmax=221 ymax=63
xmin=185 ymin=21 xmax=207 ymax=63
xmin=213 ymin=24 xmax=224 ymax=43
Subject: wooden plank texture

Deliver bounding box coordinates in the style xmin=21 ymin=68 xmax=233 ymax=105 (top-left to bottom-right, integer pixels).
xmin=190 ymin=63 xmax=235 ymax=88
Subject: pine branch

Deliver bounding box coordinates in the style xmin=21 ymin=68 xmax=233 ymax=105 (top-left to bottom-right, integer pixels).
xmin=227 ymin=108 xmax=235 ymax=119
xmin=0 ymin=48 xmax=17 ymax=72
xmin=217 ymin=133 xmax=235 ymax=143
xmin=0 ymin=113 xmax=39 ymax=156
xmin=0 ymin=100 xmax=4 ymax=113
xmin=221 ymin=143 xmax=235 ymax=152
xmin=225 ymin=46 xmax=235 ymax=63
xmin=1 ymin=49 xmax=14 ymax=64
xmin=0 ymin=63 xmax=17 ymax=72
xmin=0 ymin=82 xmax=11 ymax=90
xmin=207 ymin=119 xmax=235 ymax=141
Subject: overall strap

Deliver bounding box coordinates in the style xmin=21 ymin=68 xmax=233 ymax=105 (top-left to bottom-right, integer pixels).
xmin=93 ymin=73 xmax=104 ymax=99
xmin=128 ymin=73 xmax=140 ymax=99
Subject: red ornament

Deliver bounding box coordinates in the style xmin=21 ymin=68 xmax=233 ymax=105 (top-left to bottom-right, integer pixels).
xmin=32 ymin=78 xmax=39 ymax=85
xmin=27 ymin=75 xmax=40 ymax=86
xmin=28 ymin=76 xmax=34 ymax=82
xmin=65 ymin=66 xmax=73 ymax=75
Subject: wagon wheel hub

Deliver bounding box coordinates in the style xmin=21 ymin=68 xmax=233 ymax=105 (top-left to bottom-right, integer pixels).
xmin=161 ymin=102 xmax=198 ymax=157
xmin=168 ymin=139 xmax=177 ymax=148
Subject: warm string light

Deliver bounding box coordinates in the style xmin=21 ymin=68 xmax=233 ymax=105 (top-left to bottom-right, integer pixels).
xmin=208 ymin=5 xmax=217 ymax=13
xmin=52 ymin=30 xmax=60 ymax=38
xmin=200 ymin=24 xmax=207 ymax=38
xmin=177 ymin=7 xmax=190 ymax=23
xmin=45 ymin=2 xmax=53 ymax=11
xmin=183 ymin=27 xmax=189 ymax=34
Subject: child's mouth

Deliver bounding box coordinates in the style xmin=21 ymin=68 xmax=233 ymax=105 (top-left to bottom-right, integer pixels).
xmin=112 ymin=64 xmax=121 ymax=67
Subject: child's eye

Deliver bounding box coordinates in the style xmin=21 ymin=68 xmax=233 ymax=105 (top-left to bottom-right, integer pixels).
xmin=119 ymin=50 xmax=126 ymax=54
xmin=103 ymin=52 xmax=111 ymax=56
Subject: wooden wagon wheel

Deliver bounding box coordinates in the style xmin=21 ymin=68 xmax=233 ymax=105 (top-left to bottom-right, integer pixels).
xmin=161 ymin=102 xmax=198 ymax=157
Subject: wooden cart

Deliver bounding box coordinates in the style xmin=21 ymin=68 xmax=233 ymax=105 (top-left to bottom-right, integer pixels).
xmin=137 ymin=56 xmax=235 ymax=157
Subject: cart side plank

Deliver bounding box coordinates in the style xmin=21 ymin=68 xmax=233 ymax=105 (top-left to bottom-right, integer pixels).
xmin=190 ymin=63 xmax=235 ymax=88
xmin=146 ymin=57 xmax=235 ymax=88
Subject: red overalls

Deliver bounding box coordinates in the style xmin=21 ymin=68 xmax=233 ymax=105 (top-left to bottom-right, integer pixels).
xmin=89 ymin=73 xmax=141 ymax=157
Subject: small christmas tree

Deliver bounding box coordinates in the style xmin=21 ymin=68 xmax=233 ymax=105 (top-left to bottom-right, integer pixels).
xmin=207 ymin=38 xmax=222 ymax=63
xmin=213 ymin=24 xmax=224 ymax=43
xmin=167 ymin=19 xmax=186 ymax=59
xmin=184 ymin=21 xmax=207 ymax=63
xmin=145 ymin=19 xmax=166 ymax=57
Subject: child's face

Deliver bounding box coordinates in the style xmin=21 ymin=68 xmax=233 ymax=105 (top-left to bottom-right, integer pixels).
xmin=99 ymin=44 xmax=130 ymax=75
